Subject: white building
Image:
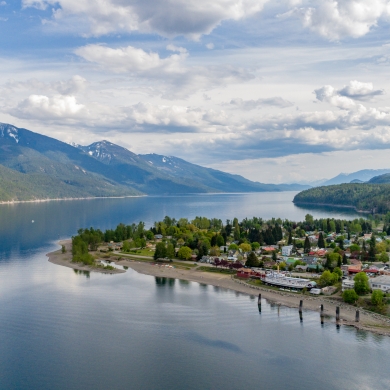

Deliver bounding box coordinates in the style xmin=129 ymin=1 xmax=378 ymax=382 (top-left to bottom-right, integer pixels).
xmin=342 ymin=279 xmax=355 ymax=292
xmin=370 ymin=275 xmax=390 ymax=292
xmin=282 ymin=245 xmax=293 ymax=257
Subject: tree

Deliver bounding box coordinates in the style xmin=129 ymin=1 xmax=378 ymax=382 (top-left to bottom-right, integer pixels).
xmin=354 ymin=272 xmax=370 ymax=295
xmin=304 ymin=236 xmax=311 ymax=253
xmin=318 ymin=270 xmax=334 ymax=287
xmin=287 ymin=232 xmax=293 ymax=245
xmin=333 ymin=267 xmax=342 ymax=281
xmin=154 ymin=242 xmax=167 ymax=260
xmin=349 ymin=244 xmax=360 ymax=252
xmin=178 ymin=246 xmax=192 ymax=260
xmin=378 ymin=252 xmax=389 ymax=263
xmin=216 ymin=235 xmax=225 ymax=247
xmin=317 ymin=232 xmax=325 ymax=248
xmin=305 ymin=214 xmax=314 ymax=225
xmin=61 ymin=245 xmax=66 ymax=254
xmin=343 ymin=289 xmax=358 ymax=304
xmin=122 ymin=241 xmax=131 ymax=252
xmin=228 ymin=243 xmax=238 ymax=250
xmin=245 ymin=252 xmax=260 ymax=267
xmin=239 ymin=243 xmax=251 ymax=253
xmin=368 ymin=235 xmax=376 ymax=262
xmin=371 ymin=290 xmax=384 ymax=308
xmin=342 ymin=253 xmax=348 ymax=265
xmin=251 ymin=242 xmax=260 ymax=251
xmin=209 ymin=246 xmax=221 ymax=256
xmin=166 ymin=243 xmax=175 ymax=259
xmin=272 ymin=251 xmax=277 ymax=261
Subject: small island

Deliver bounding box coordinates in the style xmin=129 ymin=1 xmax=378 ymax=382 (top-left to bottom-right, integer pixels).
xmin=48 ymin=214 xmax=390 ymax=335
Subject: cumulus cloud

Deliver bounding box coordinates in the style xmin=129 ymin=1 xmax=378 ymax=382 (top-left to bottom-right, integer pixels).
xmin=23 ymin=0 xmax=268 ymax=38
xmin=230 ymin=97 xmax=294 ymax=110
xmin=298 ymin=0 xmax=390 ymax=40
xmin=2 ymin=75 xmax=87 ymax=96
xmin=314 ymin=80 xmax=385 ymax=109
xmin=10 ymin=94 xmax=87 ymax=120
xmin=75 ymin=44 xmax=187 ymax=73
xmin=338 ymin=80 xmax=385 ymax=100
xmin=75 ymin=44 xmax=254 ymax=98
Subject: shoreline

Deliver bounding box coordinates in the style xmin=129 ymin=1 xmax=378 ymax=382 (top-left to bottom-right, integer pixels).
xmin=47 ymin=240 xmax=125 ymax=274
xmin=0 ymin=194 xmax=146 ymax=206
xmin=293 ymin=201 xmax=369 ymax=213
xmin=47 ymin=241 xmax=390 ymax=336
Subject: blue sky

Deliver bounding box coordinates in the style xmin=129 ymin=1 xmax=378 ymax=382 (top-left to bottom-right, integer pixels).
xmin=1 ymin=0 xmax=390 ymax=183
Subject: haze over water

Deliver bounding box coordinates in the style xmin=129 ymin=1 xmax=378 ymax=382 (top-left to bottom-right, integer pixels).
xmin=0 ymin=192 xmax=387 ymax=390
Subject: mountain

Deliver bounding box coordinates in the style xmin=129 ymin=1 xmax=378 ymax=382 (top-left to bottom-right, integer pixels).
xmin=368 ymin=173 xmax=390 ymax=184
xmin=0 ymin=122 xmax=310 ymax=202
xmin=321 ymin=169 xmax=390 ymax=186
xmin=0 ymin=124 xmax=140 ymax=200
xmin=141 ymin=153 xmax=310 ymax=193
xmin=350 ymin=179 xmax=365 ymax=184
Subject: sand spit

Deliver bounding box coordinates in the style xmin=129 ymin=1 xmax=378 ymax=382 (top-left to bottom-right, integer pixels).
xmin=47 ymin=240 xmax=125 ymax=274
xmin=47 ymin=241 xmax=390 ymax=336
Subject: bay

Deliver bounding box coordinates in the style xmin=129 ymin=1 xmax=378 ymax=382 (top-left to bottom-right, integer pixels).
xmin=0 ymin=192 xmax=387 ymax=390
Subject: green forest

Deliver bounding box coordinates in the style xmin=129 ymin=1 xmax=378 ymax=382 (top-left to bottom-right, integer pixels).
xmin=293 ymin=183 xmax=390 ymax=214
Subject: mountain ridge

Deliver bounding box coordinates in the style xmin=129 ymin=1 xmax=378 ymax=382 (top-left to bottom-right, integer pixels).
xmin=0 ymin=122 xmax=310 ymax=202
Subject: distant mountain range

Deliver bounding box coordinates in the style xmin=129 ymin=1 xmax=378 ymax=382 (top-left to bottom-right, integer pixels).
xmin=0 ymin=123 xmax=310 ymax=202
xmin=315 ymin=169 xmax=390 ymax=186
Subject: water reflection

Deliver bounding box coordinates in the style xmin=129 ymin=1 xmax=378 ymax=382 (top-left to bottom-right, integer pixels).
xmin=73 ymin=269 xmax=90 ymax=279
xmin=155 ymin=277 xmax=176 ymax=286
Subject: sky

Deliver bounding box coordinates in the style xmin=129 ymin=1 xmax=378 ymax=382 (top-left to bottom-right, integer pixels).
xmin=1 ymin=1 xmax=390 ymax=184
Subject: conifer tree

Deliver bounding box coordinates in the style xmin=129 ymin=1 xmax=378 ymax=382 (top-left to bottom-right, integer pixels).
xmin=317 ymin=232 xmax=325 ymax=248
xmin=304 ymin=236 xmax=311 ymax=253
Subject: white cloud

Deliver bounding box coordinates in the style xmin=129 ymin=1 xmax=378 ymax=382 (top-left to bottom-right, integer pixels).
xmin=206 ymin=43 xmax=215 ymax=50
xmin=75 ymin=44 xmax=187 ymax=73
xmin=229 ymin=96 xmax=294 ymax=110
xmin=23 ymin=0 xmax=268 ymax=39
xmin=74 ymin=44 xmax=255 ymax=98
xmin=338 ymin=80 xmax=385 ymax=100
xmin=298 ymin=0 xmax=390 ymax=40
xmin=10 ymin=94 xmax=87 ymax=120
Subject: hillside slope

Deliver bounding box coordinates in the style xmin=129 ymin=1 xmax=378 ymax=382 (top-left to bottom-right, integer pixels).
xmin=293 ymin=183 xmax=390 ymax=213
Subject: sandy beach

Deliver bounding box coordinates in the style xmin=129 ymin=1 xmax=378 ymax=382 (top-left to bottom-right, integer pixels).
xmin=47 ymin=241 xmax=390 ymax=336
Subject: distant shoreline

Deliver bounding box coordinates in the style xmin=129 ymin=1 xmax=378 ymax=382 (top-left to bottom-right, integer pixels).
xmin=0 ymin=194 xmax=147 ymax=205
xmin=293 ymin=201 xmax=369 ymax=214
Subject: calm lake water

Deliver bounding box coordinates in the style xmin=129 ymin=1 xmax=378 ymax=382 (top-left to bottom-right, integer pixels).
xmin=0 ymin=192 xmax=388 ymax=390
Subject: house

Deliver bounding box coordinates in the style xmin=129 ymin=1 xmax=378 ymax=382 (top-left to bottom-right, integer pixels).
xmin=342 ymin=279 xmax=355 ymax=291
xmin=302 ymin=256 xmax=318 ymax=265
xmin=236 ymin=268 xmax=253 ymax=278
xmin=282 ymin=245 xmax=293 ymax=256
xmin=370 ymin=275 xmax=390 ymax=292
xmin=295 ymin=265 xmax=308 ymax=272
xmin=154 ymin=234 xmax=163 ymax=239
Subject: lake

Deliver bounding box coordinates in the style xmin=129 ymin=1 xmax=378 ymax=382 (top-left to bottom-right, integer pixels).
xmin=1 ymin=192 xmax=387 ymax=390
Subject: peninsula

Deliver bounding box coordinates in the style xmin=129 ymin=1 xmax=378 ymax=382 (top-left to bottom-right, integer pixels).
xmin=47 ymin=213 xmax=390 ymax=336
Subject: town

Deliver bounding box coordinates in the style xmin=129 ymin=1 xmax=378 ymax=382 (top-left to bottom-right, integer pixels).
xmin=72 ymin=213 xmax=390 ymax=316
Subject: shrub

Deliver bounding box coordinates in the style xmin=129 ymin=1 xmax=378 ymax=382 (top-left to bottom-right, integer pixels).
xmin=343 ymin=289 xmax=358 ymax=304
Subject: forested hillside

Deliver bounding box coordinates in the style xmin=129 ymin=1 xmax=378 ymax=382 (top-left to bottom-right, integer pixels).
xmin=293 ymin=183 xmax=390 ymax=213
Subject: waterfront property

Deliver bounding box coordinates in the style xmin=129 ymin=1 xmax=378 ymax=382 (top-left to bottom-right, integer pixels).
xmin=261 ymin=271 xmax=317 ymax=291
xmin=370 ymin=275 xmax=390 ymax=292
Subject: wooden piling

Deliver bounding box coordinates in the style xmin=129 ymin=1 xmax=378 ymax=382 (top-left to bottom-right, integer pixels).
xmin=336 ymin=306 xmax=340 ymax=321
xmin=258 ymin=293 xmax=261 ymax=305
xmin=320 ymin=304 xmax=324 ymax=315
xmin=355 ymin=310 xmax=360 ymax=322
xmin=299 ymin=300 xmax=303 ymax=312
